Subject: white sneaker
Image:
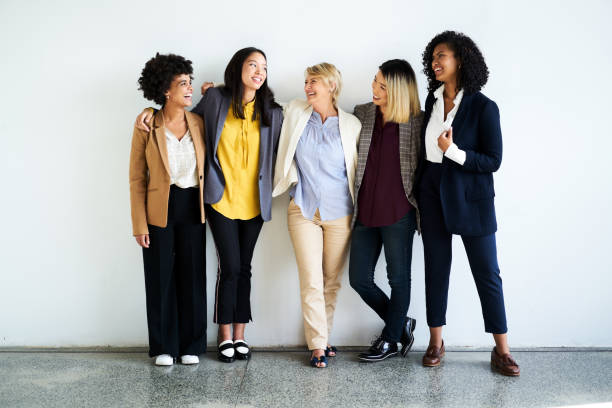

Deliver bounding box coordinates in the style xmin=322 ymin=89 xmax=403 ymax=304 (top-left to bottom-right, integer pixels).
xmin=180 ymin=355 xmax=199 ymax=365
xmin=154 ymin=354 xmax=174 ymax=366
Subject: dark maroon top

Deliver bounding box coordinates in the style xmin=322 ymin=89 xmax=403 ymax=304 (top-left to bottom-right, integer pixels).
xmin=357 ymin=107 xmax=413 ymax=227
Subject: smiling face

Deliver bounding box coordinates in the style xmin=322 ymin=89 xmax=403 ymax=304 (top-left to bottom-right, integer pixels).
xmin=431 ymin=42 xmax=460 ymax=84
xmin=371 ymin=70 xmax=388 ymax=108
xmin=304 ymin=74 xmax=334 ymax=106
xmin=165 ymin=74 xmax=193 ymax=107
xmin=241 ymin=52 xmax=267 ymax=94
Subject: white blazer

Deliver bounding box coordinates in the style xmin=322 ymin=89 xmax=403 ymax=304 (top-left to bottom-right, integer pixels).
xmin=272 ymin=98 xmax=362 ymax=202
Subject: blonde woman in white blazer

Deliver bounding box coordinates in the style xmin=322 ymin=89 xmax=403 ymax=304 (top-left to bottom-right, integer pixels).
xmin=273 ymin=63 xmax=361 ymax=368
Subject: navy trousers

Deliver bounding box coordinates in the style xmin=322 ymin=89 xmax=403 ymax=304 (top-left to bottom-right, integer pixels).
xmin=418 ymin=162 xmax=507 ymax=334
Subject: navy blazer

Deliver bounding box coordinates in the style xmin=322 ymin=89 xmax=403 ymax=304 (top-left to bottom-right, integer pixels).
xmin=416 ymin=91 xmax=503 ymax=237
xmin=192 ymin=87 xmax=283 ymax=222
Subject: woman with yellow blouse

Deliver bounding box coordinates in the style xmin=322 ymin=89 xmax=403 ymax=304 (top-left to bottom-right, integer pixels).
xmin=136 ymin=47 xmax=283 ymax=363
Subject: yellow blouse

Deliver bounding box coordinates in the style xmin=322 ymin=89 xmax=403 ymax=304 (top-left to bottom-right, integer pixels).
xmin=212 ymin=100 xmax=261 ymax=219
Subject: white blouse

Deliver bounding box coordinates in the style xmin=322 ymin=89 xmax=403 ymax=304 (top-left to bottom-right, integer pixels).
xmin=165 ymin=129 xmax=198 ymax=188
xmin=425 ymin=84 xmax=466 ymax=165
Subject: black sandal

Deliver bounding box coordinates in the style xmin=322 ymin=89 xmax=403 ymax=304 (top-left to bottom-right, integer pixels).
xmin=325 ymin=346 xmax=337 ymax=357
xmin=310 ymin=355 xmax=328 ymax=368
xmin=234 ymin=340 xmax=251 ymax=360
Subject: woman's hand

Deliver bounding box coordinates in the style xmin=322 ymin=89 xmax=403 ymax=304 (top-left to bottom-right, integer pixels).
xmin=201 ymin=81 xmax=214 ymax=95
xmin=135 ymin=234 xmax=150 ymax=248
xmin=437 ymin=127 xmax=453 ymax=153
xmin=135 ymin=109 xmax=154 ymax=132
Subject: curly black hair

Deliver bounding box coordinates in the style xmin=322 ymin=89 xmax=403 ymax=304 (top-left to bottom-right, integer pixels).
xmin=138 ymin=53 xmax=193 ymax=106
xmin=422 ymin=31 xmax=489 ymax=95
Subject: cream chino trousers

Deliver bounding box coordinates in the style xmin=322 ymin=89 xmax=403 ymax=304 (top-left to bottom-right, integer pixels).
xmin=287 ymin=199 xmax=352 ymax=350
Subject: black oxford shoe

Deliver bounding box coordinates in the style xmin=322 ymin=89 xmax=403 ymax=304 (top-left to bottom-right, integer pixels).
xmin=358 ymin=340 xmax=399 ymax=362
xmin=400 ymin=317 xmax=417 ymax=357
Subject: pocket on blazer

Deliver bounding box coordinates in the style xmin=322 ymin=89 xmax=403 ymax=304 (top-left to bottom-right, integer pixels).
xmin=465 ymin=185 xmax=495 ymax=201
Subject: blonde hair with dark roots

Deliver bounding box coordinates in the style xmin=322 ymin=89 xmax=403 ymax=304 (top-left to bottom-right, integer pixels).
xmin=305 ymin=62 xmax=343 ymax=108
xmin=380 ymin=59 xmax=421 ymax=123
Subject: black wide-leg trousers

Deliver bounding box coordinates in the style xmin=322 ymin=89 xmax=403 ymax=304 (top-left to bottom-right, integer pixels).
xmin=142 ymin=185 xmax=207 ymax=357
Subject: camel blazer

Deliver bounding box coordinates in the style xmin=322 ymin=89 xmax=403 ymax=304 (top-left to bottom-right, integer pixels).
xmin=272 ymin=99 xmax=361 ymax=202
xmin=129 ymin=110 xmax=206 ymax=236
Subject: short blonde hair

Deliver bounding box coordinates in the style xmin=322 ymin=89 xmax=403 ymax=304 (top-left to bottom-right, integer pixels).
xmin=305 ymin=62 xmax=343 ymax=108
xmin=380 ymin=59 xmax=421 ymax=123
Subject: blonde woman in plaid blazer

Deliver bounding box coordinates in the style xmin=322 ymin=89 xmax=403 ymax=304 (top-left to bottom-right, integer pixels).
xmin=348 ymin=60 xmax=423 ymax=362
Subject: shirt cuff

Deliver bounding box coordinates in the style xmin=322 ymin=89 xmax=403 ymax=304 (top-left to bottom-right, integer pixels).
xmin=444 ymin=143 xmax=466 ymax=165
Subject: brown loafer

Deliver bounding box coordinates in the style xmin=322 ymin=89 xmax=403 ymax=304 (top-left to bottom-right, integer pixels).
xmin=491 ymin=347 xmax=520 ymax=376
xmin=422 ymin=340 xmax=445 ymax=367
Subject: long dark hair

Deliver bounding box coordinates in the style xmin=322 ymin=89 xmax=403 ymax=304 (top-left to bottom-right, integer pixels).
xmin=223 ymin=47 xmax=279 ymax=127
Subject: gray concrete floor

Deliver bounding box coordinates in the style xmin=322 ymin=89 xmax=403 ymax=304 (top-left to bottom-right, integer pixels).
xmin=0 ymin=351 xmax=611 ymax=407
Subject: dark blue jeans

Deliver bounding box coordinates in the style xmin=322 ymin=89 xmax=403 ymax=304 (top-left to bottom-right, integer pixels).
xmin=349 ymin=211 xmax=417 ymax=342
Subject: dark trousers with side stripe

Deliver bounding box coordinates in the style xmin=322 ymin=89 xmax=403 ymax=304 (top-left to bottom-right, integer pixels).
xmin=142 ymin=185 xmax=207 ymax=357
xmin=205 ymin=204 xmax=263 ymax=325
xmin=418 ymin=162 xmax=508 ymax=334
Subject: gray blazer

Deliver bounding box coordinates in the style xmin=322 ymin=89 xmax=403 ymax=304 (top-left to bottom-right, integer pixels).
xmin=192 ymin=87 xmax=283 ymax=222
xmin=352 ymin=102 xmax=424 ymax=229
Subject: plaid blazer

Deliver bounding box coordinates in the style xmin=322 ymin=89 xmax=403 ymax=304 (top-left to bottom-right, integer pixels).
xmin=352 ymin=103 xmax=424 ymax=230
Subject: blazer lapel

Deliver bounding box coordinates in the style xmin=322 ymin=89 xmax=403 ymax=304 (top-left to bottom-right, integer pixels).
xmin=356 ymin=104 xmax=376 ymax=187
xmin=214 ymin=95 xmax=231 ymax=160
xmin=398 ymin=120 xmax=411 ymax=189
xmin=286 ymin=104 xmax=312 ymax=170
xmin=450 ymin=92 xmax=472 ymax=143
xmin=338 ymin=108 xmax=351 ymax=155
xmin=153 ymin=112 xmax=171 ymax=176
xmin=185 ymin=112 xmax=204 ymax=173
xmin=338 ymin=107 xmax=357 ymax=201
xmin=258 ymin=123 xmax=270 ymax=172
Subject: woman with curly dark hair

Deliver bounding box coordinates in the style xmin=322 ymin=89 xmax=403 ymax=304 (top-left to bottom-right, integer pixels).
xmin=130 ymin=53 xmax=206 ymax=366
xmin=416 ymin=31 xmax=520 ymax=376
xmin=135 ymin=47 xmax=283 ymax=363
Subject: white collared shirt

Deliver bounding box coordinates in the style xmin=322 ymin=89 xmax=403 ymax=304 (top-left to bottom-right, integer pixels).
xmin=425 ymin=84 xmax=466 ymax=165
xmin=165 ymin=129 xmax=198 ymax=188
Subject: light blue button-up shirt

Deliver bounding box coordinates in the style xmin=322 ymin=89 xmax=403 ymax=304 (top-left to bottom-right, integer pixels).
xmin=290 ymin=111 xmax=353 ymax=221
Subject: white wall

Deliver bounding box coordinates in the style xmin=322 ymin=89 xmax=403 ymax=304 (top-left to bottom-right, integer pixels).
xmin=1 ymin=0 xmax=610 ymax=348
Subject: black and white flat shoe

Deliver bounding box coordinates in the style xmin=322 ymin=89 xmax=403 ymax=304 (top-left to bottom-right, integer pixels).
xmin=217 ymin=340 xmax=235 ymax=363
xmin=234 ymin=340 xmax=251 ymax=360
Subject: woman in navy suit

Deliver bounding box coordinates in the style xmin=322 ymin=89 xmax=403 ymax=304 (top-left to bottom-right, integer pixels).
xmin=416 ymin=31 xmax=519 ymax=376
